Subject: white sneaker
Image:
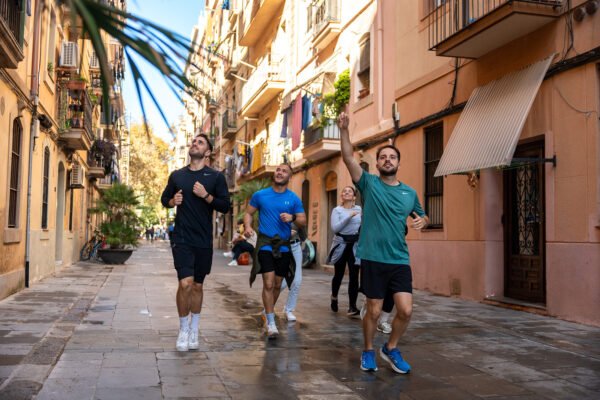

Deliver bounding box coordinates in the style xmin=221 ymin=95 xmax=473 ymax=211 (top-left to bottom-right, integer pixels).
xmin=285 ymin=311 xmax=297 ymax=322
xmin=267 ymin=322 xmax=279 ymax=338
xmin=360 ymin=303 xmax=367 ymax=320
xmin=377 ymin=321 xmax=392 ymax=334
xmin=188 ymin=330 xmax=199 ymax=350
xmin=176 ymin=329 xmax=189 ymax=351
xmin=227 ymin=260 xmax=238 ymax=266
xmin=223 ymin=251 xmax=233 ymax=257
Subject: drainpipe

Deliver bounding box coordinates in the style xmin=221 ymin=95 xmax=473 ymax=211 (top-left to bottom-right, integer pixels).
xmin=376 ymin=0 xmax=384 ymax=122
xmin=25 ymin=0 xmax=44 ymax=287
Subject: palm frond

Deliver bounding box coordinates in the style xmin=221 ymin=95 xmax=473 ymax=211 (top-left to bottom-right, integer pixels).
xmin=64 ymin=0 xmax=207 ymax=134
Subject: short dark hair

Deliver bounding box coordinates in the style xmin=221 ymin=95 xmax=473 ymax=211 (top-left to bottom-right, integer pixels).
xmin=279 ymin=162 xmax=293 ymax=172
xmin=195 ymin=133 xmax=213 ymax=152
xmin=376 ymin=145 xmax=400 ymax=161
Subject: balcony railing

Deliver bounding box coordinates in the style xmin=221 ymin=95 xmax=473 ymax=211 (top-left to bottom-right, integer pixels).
xmin=428 ymin=0 xmax=562 ymax=57
xmin=304 ymin=121 xmax=340 ymax=147
xmin=312 ymin=0 xmax=339 ymax=35
xmin=1 ymin=0 xmax=21 ymax=40
xmin=57 ymin=82 xmax=94 ymax=150
xmin=240 ymin=56 xmax=285 ymax=115
xmin=239 ymin=0 xmax=285 ymax=46
xmin=0 ymin=0 xmax=24 ymax=68
xmin=222 ymin=108 xmax=237 ymax=138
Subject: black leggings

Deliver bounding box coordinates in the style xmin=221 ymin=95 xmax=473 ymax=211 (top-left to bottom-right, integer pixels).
xmin=232 ymin=241 xmax=254 ymax=261
xmin=331 ymin=244 xmax=360 ymax=309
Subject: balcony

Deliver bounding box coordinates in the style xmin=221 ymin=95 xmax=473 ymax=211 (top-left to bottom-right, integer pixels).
xmin=86 ymin=158 xmax=106 ymax=179
xmin=310 ymin=0 xmax=341 ymax=51
xmin=239 ymin=0 xmax=285 ymax=46
xmin=222 ymin=108 xmax=238 ymax=139
xmin=428 ymin=0 xmax=562 ymax=59
xmin=0 ymin=0 xmax=24 ymax=68
xmin=240 ymin=57 xmax=285 ymax=117
xmin=96 ymin=175 xmax=113 ymax=190
xmin=302 ymin=121 xmax=340 ymax=162
xmin=224 ymin=60 xmax=239 ymax=80
xmin=240 ymin=141 xmax=277 ymax=182
xmin=57 ymin=82 xmax=94 ymax=151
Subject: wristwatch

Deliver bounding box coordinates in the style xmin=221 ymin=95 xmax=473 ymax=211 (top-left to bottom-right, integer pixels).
xmin=202 ymin=193 xmax=210 ymax=199
xmin=291 ymin=214 xmax=297 ymax=222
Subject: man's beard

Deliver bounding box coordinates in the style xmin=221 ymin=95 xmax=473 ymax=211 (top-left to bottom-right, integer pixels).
xmin=377 ymin=165 xmax=398 ymax=177
xmin=272 ymin=176 xmax=289 ymax=187
xmin=189 ymin=150 xmax=206 ymax=160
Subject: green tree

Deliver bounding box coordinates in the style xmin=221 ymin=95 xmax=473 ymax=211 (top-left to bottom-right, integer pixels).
xmin=128 ymin=124 xmax=172 ymax=222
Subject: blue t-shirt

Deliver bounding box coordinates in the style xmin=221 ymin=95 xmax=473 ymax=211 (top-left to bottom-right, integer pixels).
xmin=249 ymin=187 xmax=304 ymax=252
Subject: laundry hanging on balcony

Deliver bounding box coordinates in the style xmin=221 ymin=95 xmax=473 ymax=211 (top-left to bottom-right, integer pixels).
xmin=302 ymin=94 xmax=312 ymax=130
xmin=292 ymin=93 xmax=303 ymax=150
xmin=280 ymin=106 xmax=289 ymax=138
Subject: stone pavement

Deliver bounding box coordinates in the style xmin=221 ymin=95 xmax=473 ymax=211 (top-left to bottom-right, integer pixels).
xmin=0 ymin=242 xmax=599 ymax=399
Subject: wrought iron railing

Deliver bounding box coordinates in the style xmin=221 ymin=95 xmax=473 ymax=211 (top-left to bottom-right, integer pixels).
xmin=428 ymin=0 xmax=563 ymax=50
xmin=1 ymin=0 xmax=22 ymax=43
xmin=57 ymin=83 xmax=93 ymax=140
xmin=241 ymin=55 xmax=285 ymax=108
xmin=222 ymin=108 xmax=237 ymax=131
xmin=311 ymin=0 xmax=339 ymax=37
xmin=304 ymin=120 xmax=340 ymax=147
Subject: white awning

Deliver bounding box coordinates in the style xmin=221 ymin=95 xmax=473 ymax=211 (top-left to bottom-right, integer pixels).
xmin=434 ymin=55 xmax=554 ymax=177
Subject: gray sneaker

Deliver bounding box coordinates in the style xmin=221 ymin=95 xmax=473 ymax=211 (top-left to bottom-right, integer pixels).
xmin=377 ymin=321 xmax=392 ymax=334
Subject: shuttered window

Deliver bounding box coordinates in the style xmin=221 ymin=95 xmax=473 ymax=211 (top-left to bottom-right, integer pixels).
xmin=42 ymin=147 xmax=50 ymax=229
xmin=8 ymin=118 xmax=22 ymax=228
xmin=424 ymin=123 xmax=443 ymax=228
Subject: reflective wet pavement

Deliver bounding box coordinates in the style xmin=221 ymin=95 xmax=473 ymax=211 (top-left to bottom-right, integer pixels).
xmin=0 ymin=241 xmax=598 ymax=399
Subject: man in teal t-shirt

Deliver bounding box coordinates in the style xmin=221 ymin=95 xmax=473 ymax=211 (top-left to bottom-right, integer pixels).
xmin=338 ymin=111 xmax=429 ymax=374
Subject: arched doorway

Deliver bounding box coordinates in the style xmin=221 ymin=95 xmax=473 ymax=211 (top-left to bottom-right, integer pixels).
xmin=55 ymin=162 xmax=65 ymax=264
xmin=324 ymin=172 xmax=337 ymax=254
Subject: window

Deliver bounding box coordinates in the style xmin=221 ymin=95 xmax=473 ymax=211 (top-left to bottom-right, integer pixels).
xmin=42 ymin=147 xmax=50 ymax=229
xmin=424 ymin=123 xmax=444 ymax=228
xmin=301 ymin=179 xmax=310 ymax=215
xmin=8 ymin=118 xmax=22 ymax=228
xmin=46 ymin=9 xmax=57 ymax=80
xmin=357 ymin=35 xmax=370 ymax=99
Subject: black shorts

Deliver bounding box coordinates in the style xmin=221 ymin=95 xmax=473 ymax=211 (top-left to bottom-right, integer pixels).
xmin=360 ymin=259 xmax=412 ymax=299
xmin=258 ymin=250 xmax=291 ymax=277
xmin=171 ymin=243 xmax=213 ymax=283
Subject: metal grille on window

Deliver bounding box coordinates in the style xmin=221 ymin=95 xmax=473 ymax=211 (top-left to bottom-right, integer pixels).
xmin=8 ymin=119 xmax=22 ymax=228
xmin=42 ymin=147 xmax=50 ymax=229
xmin=424 ymin=123 xmax=443 ymax=228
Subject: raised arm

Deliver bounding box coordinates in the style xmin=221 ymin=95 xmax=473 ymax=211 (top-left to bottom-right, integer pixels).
xmin=243 ymin=204 xmax=258 ymax=238
xmin=337 ymin=111 xmax=363 ymax=183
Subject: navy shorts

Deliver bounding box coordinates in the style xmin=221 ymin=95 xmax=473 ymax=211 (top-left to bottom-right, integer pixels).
xmin=171 ymin=243 xmax=213 ymax=283
xmin=360 ymin=259 xmax=412 ymax=299
xmin=258 ymin=250 xmax=291 ymax=277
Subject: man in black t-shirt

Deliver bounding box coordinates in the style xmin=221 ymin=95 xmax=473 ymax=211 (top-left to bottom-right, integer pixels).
xmin=161 ymin=133 xmax=230 ymax=351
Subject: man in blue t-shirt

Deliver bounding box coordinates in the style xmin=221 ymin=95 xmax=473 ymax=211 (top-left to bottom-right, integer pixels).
xmin=243 ymin=163 xmax=306 ymax=338
xmin=338 ymin=111 xmax=429 ymax=374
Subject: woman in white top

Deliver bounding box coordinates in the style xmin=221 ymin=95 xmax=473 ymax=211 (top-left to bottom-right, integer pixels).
xmin=326 ymin=186 xmax=361 ymax=317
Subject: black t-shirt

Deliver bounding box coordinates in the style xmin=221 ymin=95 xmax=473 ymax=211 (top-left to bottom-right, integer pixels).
xmin=161 ymin=166 xmax=230 ymax=247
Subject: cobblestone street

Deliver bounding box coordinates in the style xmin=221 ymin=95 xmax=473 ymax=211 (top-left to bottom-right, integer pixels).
xmin=0 ymin=242 xmax=598 ymax=399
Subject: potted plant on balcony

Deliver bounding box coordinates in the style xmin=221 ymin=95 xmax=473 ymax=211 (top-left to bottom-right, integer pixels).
xmin=319 ymin=69 xmax=350 ymax=127
xmin=66 ymin=76 xmax=88 ymax=91
xmin=91 ymin=139 xmax=117 ymax=174
xmin=89 ymin=183 xmax=141 ymax=264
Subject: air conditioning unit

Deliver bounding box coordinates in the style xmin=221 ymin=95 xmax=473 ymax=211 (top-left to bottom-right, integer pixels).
xmin=60 ymin=42 xmax=78 ymax=68
xmin=70 ymin=163 xmax=85 ymax=188
xmin=89 ymin=51 xmax=100 ymax=70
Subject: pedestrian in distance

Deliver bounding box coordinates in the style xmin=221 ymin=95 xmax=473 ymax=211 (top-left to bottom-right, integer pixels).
xmin=243 ymin=163 xmax=306 ymax=339
xmin=279 ymin=222 xmax=306 ymax=322
xmin=327 ymin=186 xmax=362 ymax=317
xmin=161 ymin=133 xmax=230 ymax=351
xmin=338 ymin=111 xmax=429 ymax=374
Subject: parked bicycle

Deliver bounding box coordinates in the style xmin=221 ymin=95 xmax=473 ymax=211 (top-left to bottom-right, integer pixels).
xmin=80 ymin=230 xmax=105 ymax=261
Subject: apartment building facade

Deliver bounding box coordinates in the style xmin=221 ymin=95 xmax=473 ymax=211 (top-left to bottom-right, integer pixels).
xmin=185 ymin=0 xmax=599 ymax=325
xmin=0 ymin=0 xmax=128 ymax=299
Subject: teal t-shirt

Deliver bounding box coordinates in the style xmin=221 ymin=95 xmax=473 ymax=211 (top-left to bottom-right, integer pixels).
xmin=355 ymin=172 xmax=425 ymax=265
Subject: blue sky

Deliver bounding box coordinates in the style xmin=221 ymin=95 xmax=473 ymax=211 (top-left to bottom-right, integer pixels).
xmin=123 ymin=0 xmax=205 ymax=142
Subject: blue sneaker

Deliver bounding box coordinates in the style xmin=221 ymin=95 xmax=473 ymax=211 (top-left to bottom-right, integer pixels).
xmin=380 ymin=343 xmax=411 ymax=374
xmin=360 ymin=350 xmax=378 ymax=372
